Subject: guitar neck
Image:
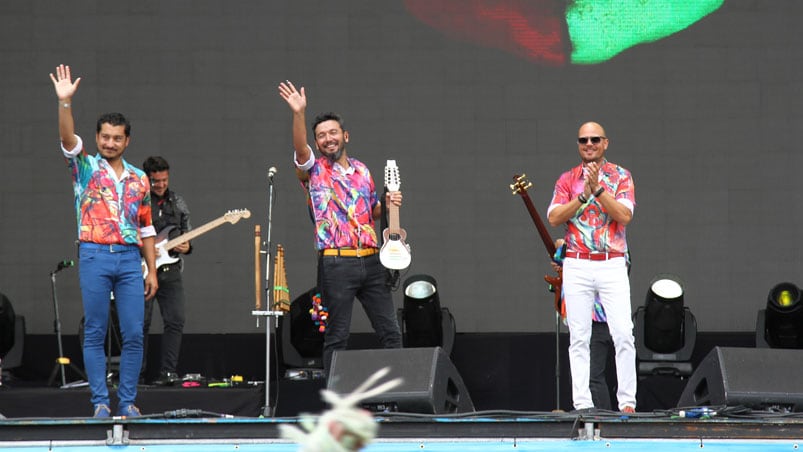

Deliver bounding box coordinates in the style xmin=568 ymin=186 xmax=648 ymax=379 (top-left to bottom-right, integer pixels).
xmin=163 ymin=216 xmax=229 ymax=250
xmin=516 ymin=189 xmax=556 ymax=257
xmin=388 ymin=204 xmax=401 ymax=234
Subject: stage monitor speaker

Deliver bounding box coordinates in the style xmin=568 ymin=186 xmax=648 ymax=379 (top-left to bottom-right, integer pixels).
xmin=327 ymin=347 xmax=474 ymax=414
xmin=677 ymin=346 xmax=803 ymax=411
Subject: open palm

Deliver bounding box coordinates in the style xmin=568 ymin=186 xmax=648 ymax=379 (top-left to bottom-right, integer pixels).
xmin=49 ymin=64 xmax=81 ymax=100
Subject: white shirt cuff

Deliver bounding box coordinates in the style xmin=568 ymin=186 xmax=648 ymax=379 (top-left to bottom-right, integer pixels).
xmin=61 ymin=135 xmax=82 ymax=158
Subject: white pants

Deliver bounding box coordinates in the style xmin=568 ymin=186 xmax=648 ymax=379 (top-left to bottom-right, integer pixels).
xmin=563 ymin=256 xmax=637 ymax=410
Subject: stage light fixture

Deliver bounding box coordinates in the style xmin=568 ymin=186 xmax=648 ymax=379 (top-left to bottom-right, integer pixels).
xmin=756 ymin=282 xmax=803 ymax=349
xmin=633 ymin=274 xmax=697 ymax=376
xmin=400 ymin=274 xmax=455 ymax=355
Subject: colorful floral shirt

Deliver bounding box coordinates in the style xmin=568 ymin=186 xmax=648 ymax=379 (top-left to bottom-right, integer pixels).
xmin=63 ymin=136 xmax=155 ymax=245
xmin=548 ymin=159 xmax=635 ymax=254
xmin=299 ymin=155 xmax=379 ymax=250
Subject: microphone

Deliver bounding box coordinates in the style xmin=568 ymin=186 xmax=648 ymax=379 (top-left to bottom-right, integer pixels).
xmin=268 ymin=166 xmax=277 ymax=180
xmin=55 ymin=260 xmax=75 ymax=273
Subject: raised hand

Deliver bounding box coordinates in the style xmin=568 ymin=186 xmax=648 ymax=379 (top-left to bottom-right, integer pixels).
xmin=49 ymin=64 xmax=81 ymax=100
xmin=278 ymin=80 xmax=306 ymax=113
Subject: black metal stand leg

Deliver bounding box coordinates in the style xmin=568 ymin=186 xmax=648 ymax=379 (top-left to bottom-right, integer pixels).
xmin=49 ymin=269 xmax=87 ymax=388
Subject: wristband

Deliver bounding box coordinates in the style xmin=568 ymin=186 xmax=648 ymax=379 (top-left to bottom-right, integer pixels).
xmin=577 ymin=193 xmax=588 ymax=204
xmin=593 ymin=187 xmax=604 ymax=198
xmin=61 ymin=102 xmax=71 ymax=108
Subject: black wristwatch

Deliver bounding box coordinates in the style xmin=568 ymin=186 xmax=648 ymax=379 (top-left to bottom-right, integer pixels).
xmin=578 ymin=193 xmax=588 ymax=204
xmin=593 ymin=187 xmax=604 ymax=198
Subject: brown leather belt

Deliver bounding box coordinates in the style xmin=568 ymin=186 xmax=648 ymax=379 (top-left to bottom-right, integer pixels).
xmin=565 ymin=251 xmax=625 ymax=261
xmin=320 ymin=248 xmax=379 ymax=257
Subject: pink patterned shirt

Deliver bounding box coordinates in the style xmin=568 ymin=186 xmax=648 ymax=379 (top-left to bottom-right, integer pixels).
xmin=299 ymin=155 xmax=379 ymax=250
xmin=548 ymin=160 xmax=635 ymax=254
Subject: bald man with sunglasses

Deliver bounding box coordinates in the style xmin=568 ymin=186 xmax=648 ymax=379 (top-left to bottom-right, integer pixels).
xmin=547 ymin=122 xmax=637 ymax=414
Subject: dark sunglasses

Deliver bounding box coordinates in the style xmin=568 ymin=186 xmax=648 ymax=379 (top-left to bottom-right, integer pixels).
xmin=578 ymin=136 xmax=605 ymax=145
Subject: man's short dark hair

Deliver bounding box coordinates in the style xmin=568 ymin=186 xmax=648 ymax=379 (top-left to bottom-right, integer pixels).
xmin=96 ymin=112 xmax=131 ymax=136
xmin=312 ymin=112 xmax=346 ymax=134
xmin=143 ymin=156 xmax=170 ymax=175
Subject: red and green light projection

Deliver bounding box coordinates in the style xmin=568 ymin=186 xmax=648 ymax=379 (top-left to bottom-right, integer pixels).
xmin=404 ymin=0 xmax=724 ymax=65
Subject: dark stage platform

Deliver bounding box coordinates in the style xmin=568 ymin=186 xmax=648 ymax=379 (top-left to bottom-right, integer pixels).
xmin=4 ymin=331 xmax=798 ymax=449
xmin=0 ymin=380 xmax=332 ymax=419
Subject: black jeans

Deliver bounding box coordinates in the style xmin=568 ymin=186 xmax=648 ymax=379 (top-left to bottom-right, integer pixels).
xmin=143 ymin=264 xmax=186 ymax=375
xmin=318 ymin=253 xmax=402 ymax=375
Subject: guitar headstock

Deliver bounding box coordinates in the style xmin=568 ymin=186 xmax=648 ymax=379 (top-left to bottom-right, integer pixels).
xmin=224 ymin=209 xmax=251 ymax=224
xmin=384 ymin=160 xmax=401 ymax=192
xmin=510 ymin=174 xmax=533 ymax=196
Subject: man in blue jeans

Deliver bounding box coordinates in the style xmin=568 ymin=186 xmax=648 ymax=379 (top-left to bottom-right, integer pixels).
xmin=50 ymin=64 xmax=158 ymax=418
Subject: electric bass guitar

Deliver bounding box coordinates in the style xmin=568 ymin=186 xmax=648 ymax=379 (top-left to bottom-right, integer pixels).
xmin=379 ymin=160 xmax=411 ymax=270
xmin=510 ymin=174 xmax=563 ymax=315
xmin=142 ymin=209 xmax=251 ymax=278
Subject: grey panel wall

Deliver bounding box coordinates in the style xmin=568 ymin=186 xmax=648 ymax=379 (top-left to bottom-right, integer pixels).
xmin=1 ymin=1 xmax=800 ymax=334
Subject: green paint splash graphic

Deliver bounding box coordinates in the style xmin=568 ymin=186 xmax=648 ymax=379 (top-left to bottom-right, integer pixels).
xmin=567 ymin=0 xmax=724 ymax=64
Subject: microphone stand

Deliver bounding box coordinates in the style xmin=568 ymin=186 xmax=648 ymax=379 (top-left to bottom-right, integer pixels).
xmin=47 ymin=264 xmax=87 ymax=388
xmin=251 ymin=169 xmax=283 ymax=417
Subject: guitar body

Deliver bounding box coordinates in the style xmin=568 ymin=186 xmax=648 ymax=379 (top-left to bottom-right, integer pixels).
xmin=153 ymin=226 xmax=182 ymax=269
xmin=142 ymin=226 xmax=182 ymax=278
xmin=379 ymin=228 xmax=411 ymax=270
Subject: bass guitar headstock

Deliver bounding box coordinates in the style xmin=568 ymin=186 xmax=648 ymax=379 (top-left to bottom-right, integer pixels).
xmin=510 ymin=174 xmax=532 ymax=196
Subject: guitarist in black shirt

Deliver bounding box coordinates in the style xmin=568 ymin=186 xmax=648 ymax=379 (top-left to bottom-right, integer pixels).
xmin=142 ymin=156 xmax=192 ymax=386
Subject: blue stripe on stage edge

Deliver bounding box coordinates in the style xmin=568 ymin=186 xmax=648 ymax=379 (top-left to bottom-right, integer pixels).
xmin=1 ymin=439 xmax=801 ymax=451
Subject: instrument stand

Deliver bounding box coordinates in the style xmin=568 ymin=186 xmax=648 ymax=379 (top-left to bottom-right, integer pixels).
xmin=251 ymin=309 xmax=283 ymax=417
xmin=47 ymin=269 xmax=87 ymax=388
xmin=252 ymin=167 xmax=283 ymax=417
xmin=105 ymin=292 xmax=121 ymax=385
xmin=554 ymin=310 xmax=561 ymax=411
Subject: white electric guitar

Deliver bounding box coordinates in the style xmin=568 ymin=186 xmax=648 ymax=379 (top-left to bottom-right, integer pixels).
xmin=142 ymin=209 xmax=251 ymax=278
xmin=379 ymin=160 xmax=411 ymax=270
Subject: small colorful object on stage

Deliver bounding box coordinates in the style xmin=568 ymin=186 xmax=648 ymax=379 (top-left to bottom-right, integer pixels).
xmin=272 ymin=244 xmax=291 ymax=312
xmin=310 ymin=292 xmax=328 ymax=333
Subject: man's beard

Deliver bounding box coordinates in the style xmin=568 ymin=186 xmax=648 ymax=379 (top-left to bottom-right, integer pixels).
xmin=323 ymin=146 xmax=344 ymax=163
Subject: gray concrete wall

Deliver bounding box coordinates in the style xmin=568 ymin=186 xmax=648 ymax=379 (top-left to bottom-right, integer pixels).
xmin=1 ymin=1 xmax=799 ymax=334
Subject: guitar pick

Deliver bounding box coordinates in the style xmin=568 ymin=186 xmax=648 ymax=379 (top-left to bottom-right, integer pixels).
xmin=403 ymin=0 xmax=724 ymax=65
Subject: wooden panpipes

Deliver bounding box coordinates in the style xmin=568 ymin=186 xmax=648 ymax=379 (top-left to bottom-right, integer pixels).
xmin=254 ymin=224 xmax=291 ymax=312
xmin=272 ymin=245 xmax=291 ymax=312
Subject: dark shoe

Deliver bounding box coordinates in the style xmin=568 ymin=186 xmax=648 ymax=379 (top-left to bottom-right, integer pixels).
xmin=118 ymin=404 xmax=141 ymax=417
xmin=152 ymin=371 xmax=180 ymax=386
xmin=93 ymin=403 xmax=111 ymax=418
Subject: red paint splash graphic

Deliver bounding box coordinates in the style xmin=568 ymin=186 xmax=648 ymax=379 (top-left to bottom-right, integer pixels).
xmin=404 ymin=0 xmax=568 ymax=66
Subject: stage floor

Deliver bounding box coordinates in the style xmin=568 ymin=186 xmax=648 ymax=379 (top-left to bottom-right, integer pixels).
xmin=4 ymin=379 xmax=803 ymax=450
xmin=3 ymin=412 xmax=803 ymax=451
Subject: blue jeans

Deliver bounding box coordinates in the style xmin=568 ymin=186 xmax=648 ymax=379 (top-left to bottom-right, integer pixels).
xmin=318 ymin=253 xmax=402 ymax=375
xmin=78 ymin=242 xmax=144 ymax=408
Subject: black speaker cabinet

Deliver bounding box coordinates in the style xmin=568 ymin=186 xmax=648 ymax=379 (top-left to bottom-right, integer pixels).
xmin=677 ymin=346 xmax=803 ymax=411
xmin=327 ymin=347 xmax=474 ymax=414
